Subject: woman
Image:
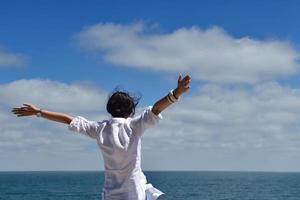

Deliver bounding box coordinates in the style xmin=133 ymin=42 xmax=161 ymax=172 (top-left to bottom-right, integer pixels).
xmin=12 ymin=74 xmax=191 ymax=200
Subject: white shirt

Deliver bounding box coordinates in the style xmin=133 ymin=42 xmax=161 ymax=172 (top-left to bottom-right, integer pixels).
xmin=68 ymin=106 xmax=164 ymax=200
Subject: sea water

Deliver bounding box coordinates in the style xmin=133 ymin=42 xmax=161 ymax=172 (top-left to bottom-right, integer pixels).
xmin=0 ymin=171 xmax=300 ymax=200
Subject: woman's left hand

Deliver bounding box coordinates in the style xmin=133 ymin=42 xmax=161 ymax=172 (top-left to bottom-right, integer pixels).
xmin=173 ymin=74 xmax=191 ymax=98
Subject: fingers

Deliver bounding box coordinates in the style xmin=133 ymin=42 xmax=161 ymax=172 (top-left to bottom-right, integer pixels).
xmin=11 ymin=110 xmax=27 ymax=115
xmin=12 ymin=106 xmax=27 ymax=110
xmin=12 ymin=103 xmax=35 ymax=112
xmin=178 ymin=74 xmax=182 ymax=83
xmin=11 ymin=103 xmax=37 ymax=118
xmin=23 ymin=103 xmax=33 ymax=108
xmin=23 ymin=103 xmax=39 ymax=111
xmin=180 ymin=75 xmax=191 ymax=86
xmin=177 ymin=74 xmax=191 ymax=94
xmin=11 ymin=106 xmax=35 ymax=117
xmin=11 ymin=109 xmax=23 ymax=113
xmin=11 ymin=108 xmax=23 ymax=113
xmin=178 ymin=74 xmax=191 ymax=82
xmin=182 ymin=75 xmax=191 ymax=82
xmin=16 ymin=113 xmax=33 ymax=117
xmin=12 ymin=111 xmax=35 ymax=117
xmin=16 ymin=114 xmax=27 ymax=117
xmin=11 ymin=107 xmax=30 ymax=112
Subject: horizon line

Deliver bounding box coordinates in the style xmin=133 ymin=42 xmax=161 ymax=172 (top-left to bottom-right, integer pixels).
xmin=1 ymin=169 xmax=300 ymax=173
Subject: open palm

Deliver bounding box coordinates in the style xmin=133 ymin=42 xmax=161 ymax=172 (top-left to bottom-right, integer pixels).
xmin=177 ymin=74 xmax=191 ymax=95
xmin=11 ymin=103 xmax=39 ymax=117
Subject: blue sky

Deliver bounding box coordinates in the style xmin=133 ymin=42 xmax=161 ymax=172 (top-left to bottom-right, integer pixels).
xmin=1 ymin=0 xmax=299 ymax=89
xmin=1 ymin=0 xmax=300 ymax=171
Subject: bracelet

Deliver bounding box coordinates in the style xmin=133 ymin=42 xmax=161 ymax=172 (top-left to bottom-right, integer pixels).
xmin=171 ymin=89 xmax=179 ymax=100
xmin=167 ymin=93 xmax=174 ymax=103
xmin=36 ymin=109 xmax=42 ymax=117
xmin=168 ymin=90 xmax=179 ymax=102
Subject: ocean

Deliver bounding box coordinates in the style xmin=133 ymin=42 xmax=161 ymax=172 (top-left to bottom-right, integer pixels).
xmin=0 ymin=171 xmax=299 ymax=200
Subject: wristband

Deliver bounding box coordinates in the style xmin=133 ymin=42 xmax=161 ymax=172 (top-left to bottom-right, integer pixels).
xmin=167 ymin=94 xmax=174 ymax=103
xmin=171 ymin=89 xmax=179 ymax=100
xmin=168 ymin=90 xmax=179 ymax=102
xmin=36 ymin=109 xmax=42 ymax=117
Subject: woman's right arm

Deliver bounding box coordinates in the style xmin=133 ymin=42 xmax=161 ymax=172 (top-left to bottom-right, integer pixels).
xmin=130 ymin=74 xmax=191 ymax=136
xmin=11 ymin=103 xmax=74 ymax=124
xmin=151 ymin=74 xmax=191 ymax=115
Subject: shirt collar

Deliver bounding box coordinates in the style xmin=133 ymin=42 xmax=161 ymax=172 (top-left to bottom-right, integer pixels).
xmin=109 ymin=117 xmax=128 ymax=123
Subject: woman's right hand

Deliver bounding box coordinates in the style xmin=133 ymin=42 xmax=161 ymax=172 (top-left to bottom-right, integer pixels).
xmin=11 ymin=103 xmax=40 ymax=117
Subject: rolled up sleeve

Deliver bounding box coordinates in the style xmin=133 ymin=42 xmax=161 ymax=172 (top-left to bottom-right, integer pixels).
xmin=130 ymin=106 xmax=162 ymax=136
xmin=68 ymin=116 xmax=99 ymax=139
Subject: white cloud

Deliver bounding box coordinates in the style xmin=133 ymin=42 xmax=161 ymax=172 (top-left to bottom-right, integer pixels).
xmin=1 ymin=79 xmax=300 ymax=171
xmin=0 ymin=79 xmax=108 ymax=113
xmin=0 ymin=48 xmax=26 ymax=67
xmin=152 ymin=82 xmax=300 ymax=147
xmin=75 ymin=22 xmax=300 ymax=84
xmin=141 ymin=82 xmax=300 ymax=171
xmin=0 ymin=79 xmax=109 ymax=170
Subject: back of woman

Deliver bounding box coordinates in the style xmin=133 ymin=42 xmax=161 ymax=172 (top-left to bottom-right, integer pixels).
xmin=96 ymin=107 xmax=162 ymax=199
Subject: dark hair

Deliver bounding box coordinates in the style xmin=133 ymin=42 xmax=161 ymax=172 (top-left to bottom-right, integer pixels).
xmin=106 ymin=90 xmax=141 ymax=118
